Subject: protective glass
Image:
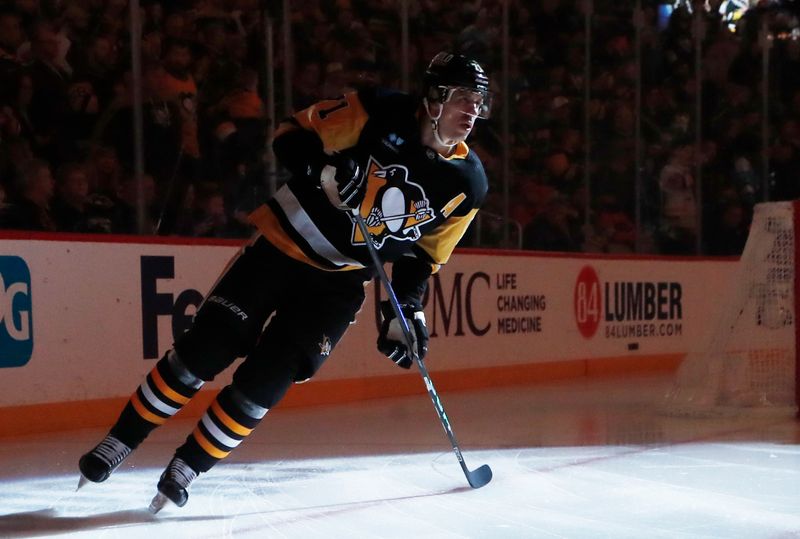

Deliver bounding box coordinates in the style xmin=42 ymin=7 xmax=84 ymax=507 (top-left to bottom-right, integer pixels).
xmin=441 ymin=86 xmax=492 ymax=119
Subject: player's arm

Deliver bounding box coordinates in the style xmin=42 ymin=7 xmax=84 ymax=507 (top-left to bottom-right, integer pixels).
xmin=377 ymin=254 xmax=432 ymax=369
xmin=391 ymin=255 xmax=433 ymax=308
xmin=414 ymin=207 xmax=480 ymax=270
xmin=272 ymin=92 xmax=369 ymax=174
xmin=414 ymin=161 xmax=489 ymax=270
xmin=272 ymin=92 xmax=370 ymax=209
xmin=377 ymin=172 xmax=485 ymax=370
xmin=271 ymin=119 xmax=327 ymax=180
xmin=375 ymin=197 xmax=483 ymax=369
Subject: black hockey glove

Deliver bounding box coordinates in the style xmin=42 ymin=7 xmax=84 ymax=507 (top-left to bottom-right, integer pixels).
xmin=377 ymin=300 xmax=428 ymax=369
xmin=320 ymin=153 xmax=366 ymax=211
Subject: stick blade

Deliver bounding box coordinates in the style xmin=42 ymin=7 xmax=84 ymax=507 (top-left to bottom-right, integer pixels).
xmin=467 ymin=464 xmax=492 ymax=489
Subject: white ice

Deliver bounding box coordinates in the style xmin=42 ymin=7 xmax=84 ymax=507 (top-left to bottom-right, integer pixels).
xmin=1 ymin=375 xmax=799 ymax=538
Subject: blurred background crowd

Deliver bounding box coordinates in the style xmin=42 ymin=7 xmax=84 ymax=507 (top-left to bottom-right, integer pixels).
xmin=0 ymin=0 xmax=798 ymax=256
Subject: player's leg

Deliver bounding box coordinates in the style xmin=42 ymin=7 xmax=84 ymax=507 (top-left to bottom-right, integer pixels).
xmin=78 ymin=349 xmax=204 ymax=486
xmin=150 ymin=335 xmax=300 ymax=511
xmin=79 ymin=238 xmax=277 ymax=487
xmin=149 ymin=267 xmax=369 ymax=511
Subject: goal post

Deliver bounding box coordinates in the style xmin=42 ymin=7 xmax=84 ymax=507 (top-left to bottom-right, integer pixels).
xmin=664 ymin=200 xmax=800 ymax=417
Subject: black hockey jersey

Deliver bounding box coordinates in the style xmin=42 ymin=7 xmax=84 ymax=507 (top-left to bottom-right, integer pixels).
xmin=249 ymin=87 xmax=488 ymax=274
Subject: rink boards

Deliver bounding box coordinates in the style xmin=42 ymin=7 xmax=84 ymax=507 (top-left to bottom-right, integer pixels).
xmin=0 ymin=232 xmax=738 ymax=434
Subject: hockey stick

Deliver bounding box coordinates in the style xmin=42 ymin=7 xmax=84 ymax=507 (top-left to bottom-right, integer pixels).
xmin=368 ymin=209 xmax=434 ymax=224
xmin=352 ymin=210 xmax=492 ymax=489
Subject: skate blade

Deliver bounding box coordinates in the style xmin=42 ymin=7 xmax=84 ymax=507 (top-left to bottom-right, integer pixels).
xmin=76 ymin=475 xmax=90 ymax=492
xmin=148 ymin=492 xmax=172 ymax=514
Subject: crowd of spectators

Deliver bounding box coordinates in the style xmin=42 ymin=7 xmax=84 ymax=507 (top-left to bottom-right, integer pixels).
xmin=0 ymin=0 xmax=265 ymax=237
xmin=468 ymin=0 xmax=799 ymax=256
xmin=0 ymin=0 xmax=798 ymax=256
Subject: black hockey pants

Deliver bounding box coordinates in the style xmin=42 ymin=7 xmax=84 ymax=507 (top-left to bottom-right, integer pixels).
xmin=174 ymin=235 xmax=372 ymax=407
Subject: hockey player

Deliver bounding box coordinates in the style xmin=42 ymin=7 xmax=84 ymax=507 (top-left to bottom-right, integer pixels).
xmin=77 ymin=52 xmax=491 ymax=512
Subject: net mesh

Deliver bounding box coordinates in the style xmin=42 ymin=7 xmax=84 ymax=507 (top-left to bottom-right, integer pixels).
xmin=663 ymin=202 xmax=797 ymax=417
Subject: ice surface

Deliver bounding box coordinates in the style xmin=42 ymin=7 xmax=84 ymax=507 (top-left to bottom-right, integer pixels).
xmin=1 ymin=375 xmax=798 ymax=538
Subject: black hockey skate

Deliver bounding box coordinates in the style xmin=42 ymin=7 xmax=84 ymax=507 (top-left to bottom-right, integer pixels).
xmin=77 ymin=435 xmax=132 ymax=490
xmin=148 ymin=457 xmax=197 ymax=514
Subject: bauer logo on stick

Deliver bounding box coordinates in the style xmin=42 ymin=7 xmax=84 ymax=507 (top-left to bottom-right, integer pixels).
xmin=0 ymin=256 xmax=33 ymax=367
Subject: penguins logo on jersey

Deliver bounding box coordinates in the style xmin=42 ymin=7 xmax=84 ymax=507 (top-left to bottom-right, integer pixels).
xmin=351 ymin=157 xmax=435 ymax=248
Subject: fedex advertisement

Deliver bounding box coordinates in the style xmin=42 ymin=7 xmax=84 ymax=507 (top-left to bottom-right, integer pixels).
xmin=0 ymin=235 xmax=736 ymax=407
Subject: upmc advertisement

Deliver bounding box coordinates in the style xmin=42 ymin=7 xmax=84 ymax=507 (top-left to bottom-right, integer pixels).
xmin=0 ymin=235 xmax=736 ymax=407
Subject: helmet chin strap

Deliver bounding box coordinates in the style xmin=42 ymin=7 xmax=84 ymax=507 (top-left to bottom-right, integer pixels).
xmin=423 ymin=97 xmax=458 ymax=151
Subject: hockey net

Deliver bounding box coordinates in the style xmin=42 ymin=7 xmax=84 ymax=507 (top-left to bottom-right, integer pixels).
xmin=663 ymin=200 xmax=800 ymax=418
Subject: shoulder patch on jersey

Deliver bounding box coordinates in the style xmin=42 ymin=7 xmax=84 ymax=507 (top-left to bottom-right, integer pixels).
xmin=294 ymin=92 xmax=368 ymax=153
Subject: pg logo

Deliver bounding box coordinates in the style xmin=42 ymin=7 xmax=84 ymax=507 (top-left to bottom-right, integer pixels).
xmin=0 ymin=256 xmax=33 ymax=367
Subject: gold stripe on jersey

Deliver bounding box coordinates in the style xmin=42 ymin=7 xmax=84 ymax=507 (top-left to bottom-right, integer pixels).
xmin=273 ymin=188 xmax=365 ymax=268
xmin=294 ymin=92 xmax=369 ymax=154
xmin=249 ymin=202 xmax=366 ymax=272
xmin=248 ymin=204 xmax=329 ymax=270
xmin=441 ymin=193 xmax=467 ymax=218
xmin=415 ymin=208 xmax=479 ymax=265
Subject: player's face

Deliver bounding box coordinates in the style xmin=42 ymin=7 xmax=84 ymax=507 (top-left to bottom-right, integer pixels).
xmin=437 ymin=88 xmax=489 ymax=143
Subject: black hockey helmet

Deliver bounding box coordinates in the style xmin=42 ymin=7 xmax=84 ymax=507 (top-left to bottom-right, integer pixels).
xmin=423 ymin=52 xmax=491 ymax=119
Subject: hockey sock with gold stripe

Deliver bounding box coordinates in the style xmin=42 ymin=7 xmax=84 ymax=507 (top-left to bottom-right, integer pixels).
xmin=110 ymin=350 xmax=204 ymax=448
xmin=175 ymin=385 xmax=268 ymax=473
